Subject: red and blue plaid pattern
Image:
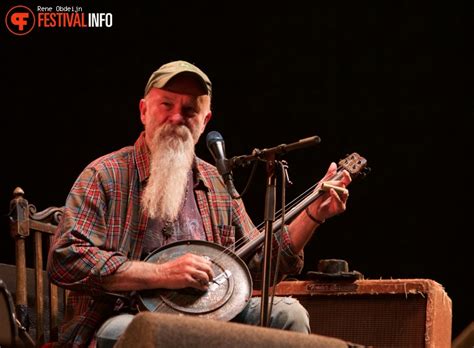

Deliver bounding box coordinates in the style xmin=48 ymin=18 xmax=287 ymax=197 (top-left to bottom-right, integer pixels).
xmin=47 ymin=132 xmax=303 ymax=347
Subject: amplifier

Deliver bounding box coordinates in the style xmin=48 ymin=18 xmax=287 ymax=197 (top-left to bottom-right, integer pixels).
xmin=264 ymin=279 xmax=452 ymax=348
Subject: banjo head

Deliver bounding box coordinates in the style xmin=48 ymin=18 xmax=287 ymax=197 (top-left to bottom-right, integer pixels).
xmin=138 ymin=240 xmax=253 ymax=322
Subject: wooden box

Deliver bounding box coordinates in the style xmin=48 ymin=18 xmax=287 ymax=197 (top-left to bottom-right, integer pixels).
xmin=263 ymin=279 xmax=452 ymax=348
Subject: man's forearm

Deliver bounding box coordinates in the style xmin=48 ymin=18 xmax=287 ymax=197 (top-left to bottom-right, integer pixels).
xmin=288 ymin=210 xmax=320 ymax=254
xmin=101 ymin=253 xmax=214 ymax=292
xmin=101 ymin=260 xmax=162 ymax=291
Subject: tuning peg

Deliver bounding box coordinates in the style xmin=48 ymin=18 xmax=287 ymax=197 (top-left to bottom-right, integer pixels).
xmin=357 ymin=167 xmax=371 ymax=180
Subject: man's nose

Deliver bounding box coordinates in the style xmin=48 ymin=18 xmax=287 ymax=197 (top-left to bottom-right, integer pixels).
xmin=168 ymin=112 xmax=185 ymax=124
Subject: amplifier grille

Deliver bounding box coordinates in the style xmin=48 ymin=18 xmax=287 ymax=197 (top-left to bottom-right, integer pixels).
xmin=299 ymin=293 xmax=427 ymax=347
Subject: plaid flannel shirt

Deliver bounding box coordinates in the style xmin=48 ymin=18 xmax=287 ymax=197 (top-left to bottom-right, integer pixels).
xmin=47 ymin=132 xmax=304 ymax=347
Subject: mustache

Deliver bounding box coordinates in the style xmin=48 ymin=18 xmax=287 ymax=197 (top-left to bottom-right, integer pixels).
xmin=161 ymin=123 xmax=191 ymax=139
xmin=150 ymin=123 xmax=192 ymax=151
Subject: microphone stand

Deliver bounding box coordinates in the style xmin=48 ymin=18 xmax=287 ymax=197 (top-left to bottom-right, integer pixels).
xmin=261 ymin=151 xmax=276 ymax=328
xmin=229 ymin=135 xmax=320 ymax=327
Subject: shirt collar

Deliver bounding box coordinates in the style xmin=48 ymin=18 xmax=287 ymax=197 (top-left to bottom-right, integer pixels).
xmin=133 ymin=131 xmax=151 ymax=183
xmin=194 ymin=158 xmax=210 ymax=192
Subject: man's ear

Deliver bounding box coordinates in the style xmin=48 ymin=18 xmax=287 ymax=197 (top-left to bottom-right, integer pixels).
xmin=202 ymin=111 xmax=212 ymax=132
xmin=139 ymin=98 xmax=146 ymax=125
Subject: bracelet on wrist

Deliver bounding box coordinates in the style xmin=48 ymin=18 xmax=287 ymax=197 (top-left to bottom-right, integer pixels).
xmin=305 ymin=207 xmax=325 ymax=225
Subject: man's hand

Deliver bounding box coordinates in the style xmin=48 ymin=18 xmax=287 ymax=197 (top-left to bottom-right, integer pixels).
xmin=154 ymin=253 xmax=215 ymax=291
xmin=102 ymin=253 xmax=214 ymax=292
xmin=307 ymin=162 xmax=351 ymax=222
xmin=287 ymin=162 xmax=352 ymax=254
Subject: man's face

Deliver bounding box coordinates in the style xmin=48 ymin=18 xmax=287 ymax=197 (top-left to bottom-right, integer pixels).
xmin=139 ymin=75 xmax=212 ymax=149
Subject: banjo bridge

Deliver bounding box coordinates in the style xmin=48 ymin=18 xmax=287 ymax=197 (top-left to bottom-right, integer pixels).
xmin=209 ymin=270 xmax=232 ymax=291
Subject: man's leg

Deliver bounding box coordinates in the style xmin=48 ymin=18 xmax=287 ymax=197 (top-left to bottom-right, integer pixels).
xmin=231 ymin=296 xmax=311 ymax=333
xmin=96 ymin=313 xmax=135 ymax=348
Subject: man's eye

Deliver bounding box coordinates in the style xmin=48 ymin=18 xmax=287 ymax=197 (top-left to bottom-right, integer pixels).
xmin=184 ymin=107 xmax=197 ymax=115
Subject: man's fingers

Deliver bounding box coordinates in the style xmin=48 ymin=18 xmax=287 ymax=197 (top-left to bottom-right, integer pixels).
xmin=193 ymin=270 xmax=211 ymax=286
xmin=342 ymin=169 xmax=352 ymax=186
xmin=321 ymin=182 xmax=348 ymax=196
xmin=330 ymin=188 xmax=347 ymax=210
xmin=195 ymin=257 xmax=214 ymax=281
xmin=324 ymin=162 xmax=337 ymax=179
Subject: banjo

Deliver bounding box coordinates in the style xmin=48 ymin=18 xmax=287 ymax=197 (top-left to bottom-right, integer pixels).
xmin=136 ymin=152 xmax=369 ymax=320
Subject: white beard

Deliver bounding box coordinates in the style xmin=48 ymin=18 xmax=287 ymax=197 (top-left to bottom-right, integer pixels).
xmin=141 ymin=123 xmax=196 ymax=221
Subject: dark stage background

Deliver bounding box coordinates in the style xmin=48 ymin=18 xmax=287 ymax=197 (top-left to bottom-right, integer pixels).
xmin=1 ymin=1 xmax=471 ymax=340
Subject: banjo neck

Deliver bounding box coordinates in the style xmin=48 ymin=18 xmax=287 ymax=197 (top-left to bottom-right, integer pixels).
xmin=236 ymin=152 xmax=368 ymax=260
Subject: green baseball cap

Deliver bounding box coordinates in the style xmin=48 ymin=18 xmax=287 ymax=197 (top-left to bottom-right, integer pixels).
xmin=144 ymin=60 xmax=212 ymax=97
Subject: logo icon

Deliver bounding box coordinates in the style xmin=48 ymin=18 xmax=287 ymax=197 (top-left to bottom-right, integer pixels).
xmin=5 ymin=5 xmax=35 ymax=36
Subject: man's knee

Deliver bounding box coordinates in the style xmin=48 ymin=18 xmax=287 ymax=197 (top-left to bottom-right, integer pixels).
xmin=270 ymin=297 xmax=311 ymax=333
xmin=96 ymin=313 xmax=135 ymax=348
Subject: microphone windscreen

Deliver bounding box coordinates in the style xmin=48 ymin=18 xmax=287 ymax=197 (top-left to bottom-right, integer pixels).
xmin=206 ymin=131 xmax=223 ymax=148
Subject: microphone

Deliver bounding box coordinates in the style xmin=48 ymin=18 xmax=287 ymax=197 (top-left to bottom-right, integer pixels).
xmin=206 ymin=131 xmax=239 ymax=198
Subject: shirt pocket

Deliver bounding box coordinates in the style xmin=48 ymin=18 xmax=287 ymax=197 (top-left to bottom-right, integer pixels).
xmin=217 ymin=224 xmax=236 ymax=249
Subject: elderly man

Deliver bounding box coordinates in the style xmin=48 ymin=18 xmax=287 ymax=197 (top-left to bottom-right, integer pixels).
xmin=48 ymin=60 xmax=351 ymax=347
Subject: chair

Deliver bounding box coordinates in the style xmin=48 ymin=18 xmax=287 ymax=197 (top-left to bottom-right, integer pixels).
xmin=8 ymin=187 xmax=65 ymax=346
xmin=0 ymin=279 xmax=35 ymax=347
xmin=0 ymin=278 xmax=19 ymax=347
